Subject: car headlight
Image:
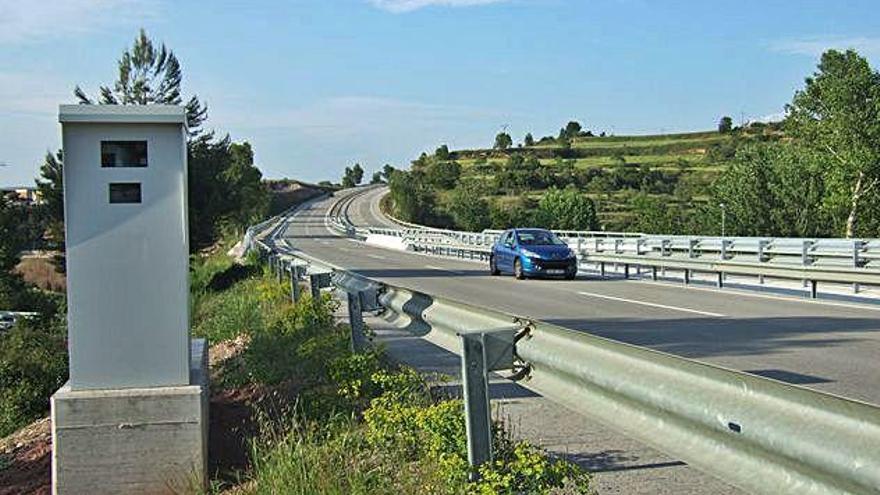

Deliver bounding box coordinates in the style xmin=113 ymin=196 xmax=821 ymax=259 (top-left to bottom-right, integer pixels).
xmin=521 ymin=250 xmax=540 ymax=258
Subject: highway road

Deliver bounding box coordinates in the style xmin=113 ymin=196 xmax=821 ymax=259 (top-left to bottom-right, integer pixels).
xmin=284 ymin=186 xmax=880 ymax=407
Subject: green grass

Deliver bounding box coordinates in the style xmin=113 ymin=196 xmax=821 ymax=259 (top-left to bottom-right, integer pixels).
xmin=569 ymin=133 xmax=725 ymax=149
xmin=196 ymin=251 xmax=592 ymax=494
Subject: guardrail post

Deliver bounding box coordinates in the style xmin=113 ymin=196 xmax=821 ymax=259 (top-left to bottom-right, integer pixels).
xmin=624 ymin=264 xmax=630 ymax=279
xmin=308 ymin=274 xmax=323 ymax=300
xmin=458 ymin=329 xmax=517 ymax=480
xmin=661 ymin=239 xmax=670 ymax=257
xmin=290 ymin=265 xmax=300 ymax=303
xmin=600 ymin=261 xmax=606 ymax=278
xmin=720 ymin=239 xmax=730 ymax=260
xmin=688 ymin=239 xmax=698 ymax=258
xmin=683 ymin=269 xmax=691 ymax=285
xmin=347 ymin=291 xmax=366 ymax=352
xmin=716 ymin=272 xmax=724 ymax=288
xmin=802 ymin=240 xmax=813 ymax=266
xmin=636 ymin=238 xmax=646 ymax=256
xmin=809 ymin=280 xmax=818 ymax=299
xmin=801 ymin=241 xmax=814 ymax=289
xmin=757 ymin=240 xmax=768 ymax=285
xmin=853 ymin=240 xmax=863 ymax=294
xmin=461 ymin=334 xmax=492 ymax=476
xmin=652 ymin=266 xmax=658 ymax=281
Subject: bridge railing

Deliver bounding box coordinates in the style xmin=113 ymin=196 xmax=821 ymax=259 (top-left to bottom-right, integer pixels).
xmin=321 ymin=191 xmax=880 ymax=296
xmin=247 ymin=203 xmax=880 ymax=495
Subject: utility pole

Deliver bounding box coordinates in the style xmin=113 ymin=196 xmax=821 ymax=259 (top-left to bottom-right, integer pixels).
xmin=719 ymin=203 xmax=727 ymax=237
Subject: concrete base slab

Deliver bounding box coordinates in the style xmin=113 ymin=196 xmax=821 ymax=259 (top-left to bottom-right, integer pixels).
xmin=50 ymin=339 xmax=209 ymax=495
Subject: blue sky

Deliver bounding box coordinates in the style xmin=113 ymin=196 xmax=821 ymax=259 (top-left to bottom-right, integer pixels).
xmin=2 ymin=0 xmax=880 ymax=186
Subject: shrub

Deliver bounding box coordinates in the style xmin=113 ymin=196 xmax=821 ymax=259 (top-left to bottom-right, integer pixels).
xmin=0 ymin=312 xmax=68 ymax=437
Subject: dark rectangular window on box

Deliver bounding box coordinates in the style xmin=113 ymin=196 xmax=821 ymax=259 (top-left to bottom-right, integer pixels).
xmin=101 ymin=141 xmax=148 ymax=167
xmin=109 ymin=183 xmax=142 ymax=204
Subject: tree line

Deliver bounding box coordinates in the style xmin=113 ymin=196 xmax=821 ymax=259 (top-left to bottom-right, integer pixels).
xmin=711 ymin=49 xmax=880 ymax=238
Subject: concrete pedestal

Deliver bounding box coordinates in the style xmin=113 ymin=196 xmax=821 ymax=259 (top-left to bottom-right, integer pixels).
xmin=51 ymin=339 xmax=209 ymax=495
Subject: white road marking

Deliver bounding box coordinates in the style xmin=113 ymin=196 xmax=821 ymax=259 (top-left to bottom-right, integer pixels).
xmin=625 ymin=278 xmax=880 ymax=313
xmin=577 ymin=291 xmax=725 ymax=317
xmin=367 ymin=254 xmax=387 ymax=260
xmin=425 ymin=264 xmax=466 ymax=275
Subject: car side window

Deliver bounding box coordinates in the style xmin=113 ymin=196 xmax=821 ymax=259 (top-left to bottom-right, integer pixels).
xmin=498 ymin=232 xmax=510 ymax=247
xmin=504 ymin=232 xmax=515 ymax=248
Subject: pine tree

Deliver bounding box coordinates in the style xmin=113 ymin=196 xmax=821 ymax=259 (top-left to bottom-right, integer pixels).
xmin=73 ymin=29 xmax=207 ymax=136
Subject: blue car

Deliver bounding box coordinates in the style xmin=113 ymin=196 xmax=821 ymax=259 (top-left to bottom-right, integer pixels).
xmin=489 ymin=228 xmax=578 ymax=280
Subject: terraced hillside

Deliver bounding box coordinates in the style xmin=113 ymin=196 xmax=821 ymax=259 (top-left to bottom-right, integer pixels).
xmin=390 ymin=123 xmax=783 ymax=233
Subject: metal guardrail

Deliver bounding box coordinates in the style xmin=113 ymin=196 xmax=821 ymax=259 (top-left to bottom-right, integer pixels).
xmin=337 ymin=192 xmax=880 ymax=296
xmin=244 ymin=193 xmax=880 ymax=494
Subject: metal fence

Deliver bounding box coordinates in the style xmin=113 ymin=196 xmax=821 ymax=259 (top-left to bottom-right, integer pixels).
xmin=244 ymin=194 xmax=880 ymax=494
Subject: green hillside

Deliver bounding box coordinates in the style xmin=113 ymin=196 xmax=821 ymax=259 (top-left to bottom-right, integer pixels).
xmin=387 ymin=123 xmax=784 ymax=234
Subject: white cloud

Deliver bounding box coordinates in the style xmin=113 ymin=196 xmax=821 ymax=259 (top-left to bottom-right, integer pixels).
xmin=0 ymin=0 xmax=158 ymax=45
xmin=771 ymin=36 xmax=880 ymax=58
xmin=367 ymin=0 xmax=509 ymax=13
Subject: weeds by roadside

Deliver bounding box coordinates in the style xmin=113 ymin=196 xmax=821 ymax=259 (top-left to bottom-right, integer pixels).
xmin=194 ymin=251 xmax=592 ymax=494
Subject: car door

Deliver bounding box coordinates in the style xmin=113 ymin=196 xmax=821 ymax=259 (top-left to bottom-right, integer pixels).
xmin=499 ymin=230 xmax=517 ymax=272
xmin=493 ymin=231 xmax=508 ymax=272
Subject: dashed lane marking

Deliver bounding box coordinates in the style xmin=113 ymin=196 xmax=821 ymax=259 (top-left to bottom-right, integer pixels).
xmin=577 ymin=291 xmax=725 ymax=317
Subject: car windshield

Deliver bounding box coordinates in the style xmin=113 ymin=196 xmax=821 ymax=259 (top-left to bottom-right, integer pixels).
xmin=517 ymin=230 xmax=565 ymax=246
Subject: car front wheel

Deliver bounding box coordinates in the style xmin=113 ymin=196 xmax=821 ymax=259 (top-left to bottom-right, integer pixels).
xmin=514 ymin=258 xmax=525 ymax=280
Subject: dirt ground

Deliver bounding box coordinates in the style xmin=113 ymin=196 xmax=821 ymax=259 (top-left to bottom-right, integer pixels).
xmin=14 ymin=255 xmax=65 ymax=292
xmin=0 ymin=418 xmax=51 ymax=495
